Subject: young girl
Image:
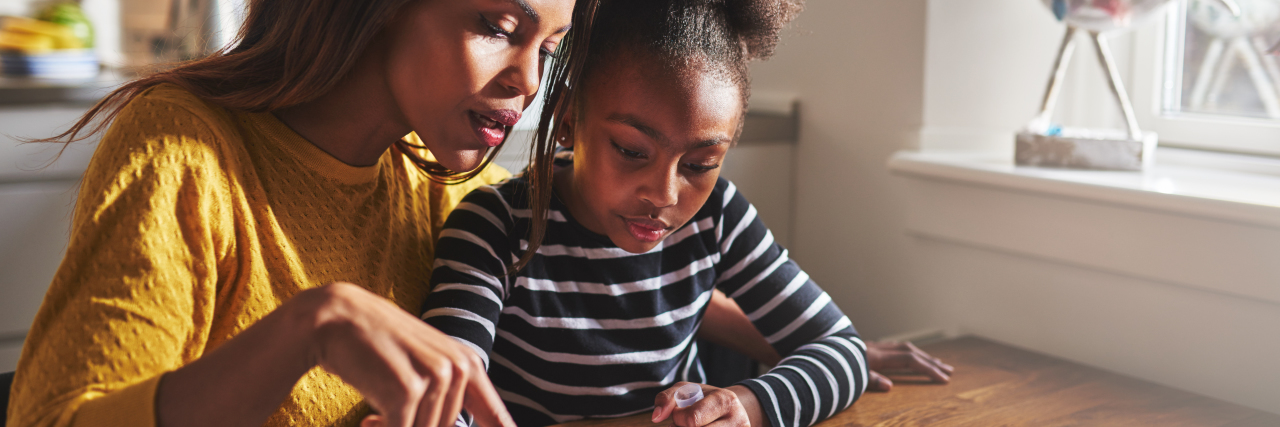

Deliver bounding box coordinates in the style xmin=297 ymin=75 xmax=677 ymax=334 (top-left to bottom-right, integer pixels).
xmin=421 ymin=1 xmax=872 ymax=426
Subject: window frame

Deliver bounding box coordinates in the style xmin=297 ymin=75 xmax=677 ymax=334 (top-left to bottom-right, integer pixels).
xmin=1129 ymin=0 xmax=1280 ymax=158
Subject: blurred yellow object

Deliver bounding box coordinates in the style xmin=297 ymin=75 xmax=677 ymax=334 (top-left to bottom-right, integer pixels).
xmin=0 ymin=30 xmax=56 ymax=53
xmin=3 ymin=16 xmax=82 ymax=49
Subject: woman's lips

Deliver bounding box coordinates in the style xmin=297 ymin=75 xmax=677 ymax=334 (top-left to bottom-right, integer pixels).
xmin=624 ymin=218 xmax=670 ymax=243
xmin=469 ymin=110 xmax=520 ymax=147
xmin=485 ymin=109 xmax=521 ymax=127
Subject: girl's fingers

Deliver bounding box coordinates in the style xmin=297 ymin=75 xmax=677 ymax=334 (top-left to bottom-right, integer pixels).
xmin=703 ymin=418 xmax=750 ymax=427
xmin=867 ymin=370 xmax=893 ymax=392
xmin=868 ymin=341 xmax=953 ymax=383
xmin=671 ymin=386 xmax=743 ymax=427
xmin=907 ymin=353 xmax=951 ymax=383
xmin=651 ymin=403 xmax=672 ymax=423
xmin=933 ymin=357 xmax=955 ymax=373
xmin=904 ymin=342 xmax=953 ymax=373
xmin=652 ymin=381 xmax=688 ymax=422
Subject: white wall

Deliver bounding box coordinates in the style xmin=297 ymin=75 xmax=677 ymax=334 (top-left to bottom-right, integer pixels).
xmin=750 ymin=0 xmax=935 ymax=343
xmin=751 ymin=0 xmax=1280 ymax=415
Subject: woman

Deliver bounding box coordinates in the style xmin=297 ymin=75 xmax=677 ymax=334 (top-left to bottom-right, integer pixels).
xmin=8 ymin=0 xmax=586 ymax=426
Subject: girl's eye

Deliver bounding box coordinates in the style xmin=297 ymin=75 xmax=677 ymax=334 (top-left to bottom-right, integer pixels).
xmin=612 ymin=141 xmax=646 ymax=159
xmin=685 ymin=163 xmax=720 ymax=174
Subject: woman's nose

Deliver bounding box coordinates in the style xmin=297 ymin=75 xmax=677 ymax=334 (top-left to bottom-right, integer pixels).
xmin=502 ymin=47 xmax=542 ymax=97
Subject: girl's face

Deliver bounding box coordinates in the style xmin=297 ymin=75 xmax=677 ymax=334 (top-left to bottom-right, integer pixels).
xmin=558 ymin=54 xmax=741 ymax=254
xmin=383 ymin=0 xmax=573 ymax=172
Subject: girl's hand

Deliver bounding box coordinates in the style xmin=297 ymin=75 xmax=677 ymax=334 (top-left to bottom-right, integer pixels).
xmin=865 ymin=341 xmax=954 ymax=391
xmin=651 ymin=382 xmax=762 ymax=427
xmin=301 ymin=283 xmax=515 ymax=427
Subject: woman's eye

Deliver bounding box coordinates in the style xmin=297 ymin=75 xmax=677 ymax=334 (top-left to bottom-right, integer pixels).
xmin=479 ymin=15 xmax=512 ymax=39
xmin=612 ymin=141 xmax=646 ymax=159
xmin=540 ymin=45 xmax=560 ymax=60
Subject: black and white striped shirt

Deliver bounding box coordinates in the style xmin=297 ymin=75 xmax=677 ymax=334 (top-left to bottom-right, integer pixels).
xmin=422 ymin=176 xmax=868 ymax=427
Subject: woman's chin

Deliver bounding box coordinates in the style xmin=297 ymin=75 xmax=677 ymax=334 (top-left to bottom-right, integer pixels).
xmin=433 ymin=149 xmax=489 ymax=173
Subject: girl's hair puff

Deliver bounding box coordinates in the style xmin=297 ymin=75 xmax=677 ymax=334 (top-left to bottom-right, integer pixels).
xmin=578 ymin=0 xmax=803 ymax=122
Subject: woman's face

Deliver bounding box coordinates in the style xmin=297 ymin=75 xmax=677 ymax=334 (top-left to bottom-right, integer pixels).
xmin=559 ymin=54 xmax=741 ymax=254
xmin=382 ymin=0 xmax=574 ymax=172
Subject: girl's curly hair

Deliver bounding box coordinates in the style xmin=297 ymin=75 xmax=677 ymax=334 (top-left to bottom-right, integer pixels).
xmin=580 ymin=0 xmax=803 ymax=116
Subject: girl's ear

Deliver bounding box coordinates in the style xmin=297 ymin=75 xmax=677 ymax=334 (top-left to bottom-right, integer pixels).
xmin=556 ymin=107 xmax=576 ymax=149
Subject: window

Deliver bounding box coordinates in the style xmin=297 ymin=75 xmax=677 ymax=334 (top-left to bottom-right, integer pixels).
xmin=1131 ymin=0 xmax=1280 ymax=157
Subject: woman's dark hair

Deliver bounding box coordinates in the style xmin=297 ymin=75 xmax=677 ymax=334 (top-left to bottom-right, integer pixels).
xmin=37 ymin=0 xmax=599 ymax=187
xmin=512 ymin=0 xmax=802 ymax=270
xmin=511 ymin=0 xmax=600 ymax=272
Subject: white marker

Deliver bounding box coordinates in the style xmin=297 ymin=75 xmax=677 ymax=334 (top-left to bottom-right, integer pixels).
xmin=674 ymin=383 xmax=704 ymax=408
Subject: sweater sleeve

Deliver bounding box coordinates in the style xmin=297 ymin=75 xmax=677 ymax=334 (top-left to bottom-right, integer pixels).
xmin=713 ymin=181 xmax=868 ymax=427
xmin=420 ymin=185 xmax=516 ymax=427
xmin=7 ymin=94 xmax=230 ymax=427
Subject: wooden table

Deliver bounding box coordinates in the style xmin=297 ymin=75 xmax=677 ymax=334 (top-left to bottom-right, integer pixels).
xmin=556 ymin=336 xmax=1280 ymax=427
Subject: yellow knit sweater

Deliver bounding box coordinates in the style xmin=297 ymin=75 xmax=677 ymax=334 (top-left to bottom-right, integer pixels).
xmin=7 ymin=84 xmax=510 ymax=427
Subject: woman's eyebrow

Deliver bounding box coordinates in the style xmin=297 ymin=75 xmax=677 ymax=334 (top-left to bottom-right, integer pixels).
xmin=504 ymin=0 xmax=540 ymax=24
xmin=503 ymin=0 xmax=572 ymax=33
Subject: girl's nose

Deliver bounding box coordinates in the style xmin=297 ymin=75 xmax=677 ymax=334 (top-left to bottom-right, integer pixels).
xmin=641 ymin=164 xmax=679 ymax=208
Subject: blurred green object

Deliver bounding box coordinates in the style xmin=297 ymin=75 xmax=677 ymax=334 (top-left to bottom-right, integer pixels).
xmin=38 ymin=3 xmax=93 ymax=48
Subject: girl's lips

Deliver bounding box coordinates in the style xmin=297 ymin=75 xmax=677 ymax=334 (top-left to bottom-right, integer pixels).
xmin=469 ymin=111 xmax=507 ymax=147
xmin=624 ymin=218 xmax=669 ymax=243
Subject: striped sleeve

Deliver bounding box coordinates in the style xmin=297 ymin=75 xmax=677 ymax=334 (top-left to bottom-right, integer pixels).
xmin=713 ymin=181 xmax=868 ymax=427
xmin=421 ymin=185 xmax=515 ymax=426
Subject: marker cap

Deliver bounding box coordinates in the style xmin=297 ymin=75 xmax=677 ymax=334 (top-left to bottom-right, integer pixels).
xmin=674 ymin=383 xmax=704 ymax=408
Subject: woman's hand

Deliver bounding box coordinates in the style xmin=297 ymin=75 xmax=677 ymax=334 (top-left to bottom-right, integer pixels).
xmin=157 ymin=282 xmax=514 ymax=427
xmin=865 ymin=341 xmax=954 ymax=392
xmin=651 ymin=382 xmax=763 ymax=427
xmin=304 ymin=283 xmax=514 ymax=427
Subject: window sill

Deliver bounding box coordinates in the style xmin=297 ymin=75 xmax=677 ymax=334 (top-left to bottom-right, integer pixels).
xmin=888 ymin=148 xmax=1280 ymax=306
xmin=889 ymin=148 xmax=1280 ymax=230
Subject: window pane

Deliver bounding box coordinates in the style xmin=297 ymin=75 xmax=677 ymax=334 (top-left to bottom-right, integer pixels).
xmin=1172 ymin=0 xmax=1280 ymax=120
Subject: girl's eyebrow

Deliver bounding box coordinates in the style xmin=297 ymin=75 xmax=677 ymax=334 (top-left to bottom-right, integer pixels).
xmin=608 ymin=114 xmax=666 ymax=143
xmin=692 ymin=139 xmax=728 ymax=148
xmin=608 ymin=114 xmax=730 ymax=149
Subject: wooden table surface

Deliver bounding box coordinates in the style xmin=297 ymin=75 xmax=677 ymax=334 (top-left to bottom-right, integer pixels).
xmin=555 ymin=336 xmax=1279 ymax=427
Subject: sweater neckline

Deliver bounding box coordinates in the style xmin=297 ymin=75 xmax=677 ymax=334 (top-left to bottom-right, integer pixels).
xmin=245 ymin=111 xmax=386 ymax=185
